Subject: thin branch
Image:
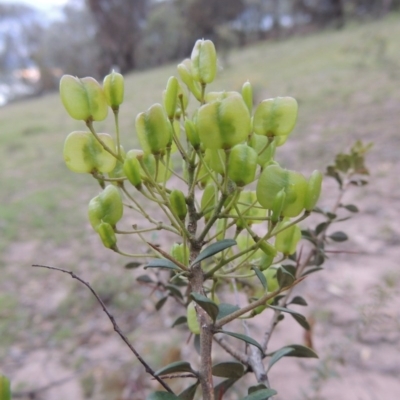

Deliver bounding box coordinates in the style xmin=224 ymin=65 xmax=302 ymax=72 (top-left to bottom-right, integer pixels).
xmin=31 ymin=264 xmax=174 ymax=394
xmin=213 ymin=335 xmax=249 ymax=365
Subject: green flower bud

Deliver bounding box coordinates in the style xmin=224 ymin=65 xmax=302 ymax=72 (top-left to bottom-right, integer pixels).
xmin=201 ymin=184 xmax=216 ymax=222
xmin=275 ymin=221 xmax=302 ymax=255
xmin=241 ymin=81 xmax=253 ymax=113
xmin=271 ymin=188 xmax=286 ymax=223
xmin=263 ymin=267 xmax=279 ymax=292
xmin=177 ymin=59 xmax=202 ymax=101
xmin=259 ymin=252 xmax=274 ymax=271
xmin=253 ymin=97 xmax=298 ymax=137
xmin=60 ymin=75 xmax=108 ymax=121
xmin=256 ymin=164 xmax=307 ymax=217
xmin=170 ymin=189 xmax=187 ymax=220
xmin=171 ymin=243 xmax=189 ymax=266
xmin=164 ymin=76 xmax=179 ymax=119
xmin=187 ymin=301 xmax=200 ymax=334
xmin=216 ymin=218 xmax=227 ymax=241
xmin=184 ymin=119 xmax=201 ymax=149
xmin=103 ymin=70 xmax=124 ymax=109
xmin=191 ymin=39 xmax=217 ymax=84
xmin=249 ymin=134 xmax=276 ymax=166
xmin=204 ymin=149 xmax=226 ymax=175
xmin=123 ymin=150 xmax=143 ymax=188
xmin=88 ymin=185 xmax=123 ymax=230
xmin=136 ymin=104 xmax=170 ymax=155
xmin=227 ymin=144 xmax=258 ymax=186
xmin=140 ymin=154 xmax=172 ymax=183
xmin=204 ymin=91 xmax=237 ymax=103
xmin=97 ymin=221 xmax=117 ymax=249
xmin=0 ymin=375 xmax=11 ymax=400
xmin=197 ymin=93 xmax=251 ymax=149
xmin=304 ymin=170 xmax=323 ymax=211
xmin=63 ymin=131 xmax=117 ymax=174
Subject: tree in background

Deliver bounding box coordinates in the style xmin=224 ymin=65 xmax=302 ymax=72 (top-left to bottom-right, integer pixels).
xmin=86 ymin=0 xmax=147 ymax=76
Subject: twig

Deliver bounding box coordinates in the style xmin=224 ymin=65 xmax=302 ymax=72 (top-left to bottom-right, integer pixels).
xmin=31 ymin=264 xmax=174 ymax=394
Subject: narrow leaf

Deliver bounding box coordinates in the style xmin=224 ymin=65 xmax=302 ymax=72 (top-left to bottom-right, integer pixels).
xmin=301 ymin=267 xmax=323 ymax=277
xmin=277 ymin=266 xmax=295 ymax=288
xmin=267 ymin=347 xmax=294 ymax=371
xmin=146 ymin=392 xmax=180 ymax=400
xmin=213 ymin=377 xmax=239 ymax=399
xmin=329 ymin=231 xmax=348 ymax=242
xmin=171 ymin=316 xmax=187 ymax=328
xmin=220 ymin=331 xmax=264 ymax=354
xmin=342 ymin=204 xmax=359 ymax=213
xmin=217 ymin=303 xmax=240 ymax=320
xmin=137 ymin=274 xmax=154 ymax=283
xmin=315 ymin=222 xmax=329 ymax=235
xmin=248 ymin=384 xmax=267 ymax=394
xmin=267 ymin=344 xmax=318 ymax=359
xmin=191 ymin=239 xmax=236 ymax=266
xmin=155 ymin=361 xmax=194 ymax=376
xmin=155 ymin=296 xmax=168 ymax=311
xmin=252 ymin=266 xmax=267 ymax=289
xmin=291 ymin=313 xmax=311 ymax=330
xmin=124 ymin=261 xmax=142 ymax=269
xmin=194 ymin=334 xmax=201 ymax=356
xmin=241 ymin=389 xmax=277 ymax=400
xmin=165 ymin=284 xmax=183 ymax=299
xmin=212 ymin=362 xmax=245 ymax=378
xmin=268 ymin=305 xmax=303 ymax=316
xmin=145 ymin=259 xmax=180 ymax=271
xmin=178 ymin=382 xmax=199 ymax=400
xmin=289 ymin=296 xmax=308 ymax=306
xmin=190 ymin=292 xmax=219 ymax=322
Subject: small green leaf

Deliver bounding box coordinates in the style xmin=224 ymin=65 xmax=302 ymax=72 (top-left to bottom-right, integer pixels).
xmin=146 ymin=392 xmax=180 ymax=400
xmin=301 ymin=267 xmax=323 ymax=277
xmin=252 ymin=266 xmax=267 ymax=289
xmin=124 ymin=261 xmax=142 ymax=269
xmin=165 ymin=284 xmax=183 ymax=299
xmin=289 ymin=296 xmax=308 ymax=306
xmin=178 ymin=382 xmax=199 ymax=400
xmin=155 ymin=296 xmax=168 ymax=311
xmin=241 ymin=389 xmax=277 ymax=400
xmin=248 ymin=384 xmax=267 ymax=394
xmin=137 ymin=274 xmax=154 ymax=283
xmin=190 ymin=292 xmax=219 ymax=322
xmin=155 ymin=361 xmax=194 ymax=376
xmin=268 ymin=305 xmax=301 ymax=316
xmin=267 ymin=344 xmax=318 ymax=359
xmin=191 ymin=239 xmax=236 ymax=266
xmin=213 ymin=377 xmax=240 ymax=399
xmin=276 ymin=266 xmax=295 ymax=288
xmin=329 ymin=231 xmax=348 ymax=242
xmin=217 ymin=303 xmax=240 ymax=320
xmin=315 ymin=222 xmax=329 ymax=235
xmin=194 ymin=335 xmax=201 ymax=355
xmin=220 ymin=331 xmax=264 ymax=354
xmin=212 ymin=362 xmax=245 ymax=378
xmin=145 ymin=259 xmax=181 ymax=270
xmin=171 ymin=316 xmax=187 ymax=328
xmin=267 ymin=347 xmax=294 ymax=371
xmin=291 ymin=313 xmax=311 ymax=330
xmin=342 ymin=204 xmax=359 ymax=213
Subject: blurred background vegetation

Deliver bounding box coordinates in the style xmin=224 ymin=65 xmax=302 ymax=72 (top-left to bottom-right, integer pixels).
xmin=1 ymin=1 xmax=400 ymax=399
xmin=1 ymin=0 xmax=400 ymax=103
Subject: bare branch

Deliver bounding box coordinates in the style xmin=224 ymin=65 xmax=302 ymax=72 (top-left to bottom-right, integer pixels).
xmin=31 ymin=264 xmax=174 ymax=394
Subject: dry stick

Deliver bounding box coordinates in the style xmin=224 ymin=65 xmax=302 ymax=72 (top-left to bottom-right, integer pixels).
xmin=31 ymin=264 xmax=174 ymax=394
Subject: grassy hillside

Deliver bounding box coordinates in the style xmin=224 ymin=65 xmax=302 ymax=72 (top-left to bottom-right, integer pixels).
xmin=1 ymin=14 xmax=400 ymax=399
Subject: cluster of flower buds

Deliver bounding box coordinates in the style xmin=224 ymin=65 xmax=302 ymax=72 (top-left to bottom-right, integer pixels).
xmin=59 ymin=38 xmax=323 ymax=315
